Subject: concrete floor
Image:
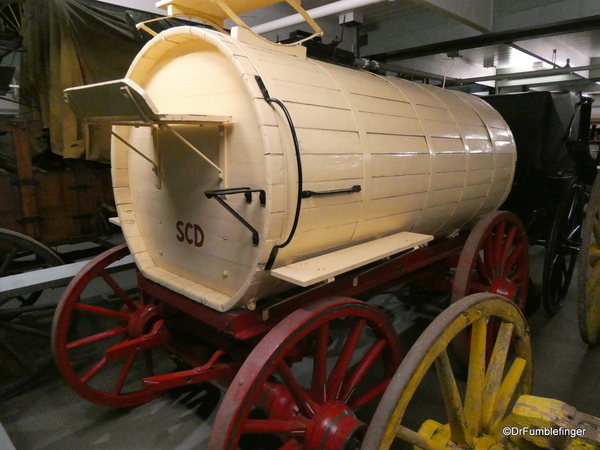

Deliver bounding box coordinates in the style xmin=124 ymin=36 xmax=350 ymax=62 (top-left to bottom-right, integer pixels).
xmin=1 ymin=246 xmax=600 ymax=450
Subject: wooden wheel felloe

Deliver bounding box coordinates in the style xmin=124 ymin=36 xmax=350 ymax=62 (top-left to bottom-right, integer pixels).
xmin=209 ymin=297 xmax=402 ymax=450
xmin=577 ymin=173 xmax=600 ymax=345
xmin=0 ymin=228 xmax=65 ymax=307
xmin=0 ymin=228 xmax=64 ymax=400
xmin=51 ymin=244 xmax=176 ymax=407
xmin=361 ymin=293 xmax=532 ymax=450
xmin=452 ymin=211 xmax=529 ymax=308
xmin=542 ymin=178 xmax=585 ymax=315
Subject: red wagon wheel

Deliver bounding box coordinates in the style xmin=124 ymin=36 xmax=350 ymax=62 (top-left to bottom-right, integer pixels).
xmin=52 ymin=244 xmax=176 ymax=407
xmin=451 ymin=211 xmax=528 ymax=364
xmin=209 ymin=297 xmax=402 ymax=450
xmin=452 ymin=211 xmax=529 ymax=307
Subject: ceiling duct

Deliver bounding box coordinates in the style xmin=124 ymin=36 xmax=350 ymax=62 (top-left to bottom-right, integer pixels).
xmin=252 ymin=0 xmax=387 ymax=34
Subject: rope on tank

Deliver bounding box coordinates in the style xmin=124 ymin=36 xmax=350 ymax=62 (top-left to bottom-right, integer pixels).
xmin=254 ymin=76 xmax=303 ymax=271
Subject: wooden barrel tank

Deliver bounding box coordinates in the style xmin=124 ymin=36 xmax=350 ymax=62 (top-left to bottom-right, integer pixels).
xmin=99 ymin=26 xmax=516 ymax=312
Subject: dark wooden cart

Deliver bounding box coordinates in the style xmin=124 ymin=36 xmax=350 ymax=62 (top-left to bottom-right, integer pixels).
xmin=0 ymin=119 xmax=114 ymax=248
xmin=484 ymin=91 xmax=596 ymax=316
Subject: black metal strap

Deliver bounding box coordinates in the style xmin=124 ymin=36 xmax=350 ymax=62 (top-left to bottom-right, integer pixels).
xmin=205 ymin=187 xmax=266 ymax=206
xmin=255 ymin=76 xmax=304 ymax=271
xmin=301 ymin=185 xmax=361 ymax=199
xmin=204 ymin=187 xmax=266 ymax=245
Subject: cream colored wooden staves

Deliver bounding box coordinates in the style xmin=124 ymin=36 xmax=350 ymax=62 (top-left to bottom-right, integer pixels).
xmin=64 ymin=0 xmax=517 ymax=312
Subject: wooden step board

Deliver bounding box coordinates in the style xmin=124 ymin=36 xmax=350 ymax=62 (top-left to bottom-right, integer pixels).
xmin=271 ymin=232 xmax=433 ymax=287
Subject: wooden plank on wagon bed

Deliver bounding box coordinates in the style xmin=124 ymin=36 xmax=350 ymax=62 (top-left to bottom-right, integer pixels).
xmin=271 ymin=231 xmax=433 ymax=287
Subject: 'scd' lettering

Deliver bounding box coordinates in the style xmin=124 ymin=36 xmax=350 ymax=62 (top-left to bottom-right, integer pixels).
xmin=176 ymin=221 xmax=204 ymax=247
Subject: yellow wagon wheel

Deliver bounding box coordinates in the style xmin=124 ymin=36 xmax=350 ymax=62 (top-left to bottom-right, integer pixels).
xmin=577 ymin=172 xmax=600 ymax=345
xmin=361 ymin=293 xmax=532 ymax=450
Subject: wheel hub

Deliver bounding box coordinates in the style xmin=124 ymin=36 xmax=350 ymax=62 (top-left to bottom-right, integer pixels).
xmin=490 ymin=278 xmax=518 ymax=300
xmin=261 ymin=382 xmax=366 ymax=450
xmin=128 ymin=304 xmax=160 ymax=338
xmin=305 ymin=401 xmax=366 ymax=450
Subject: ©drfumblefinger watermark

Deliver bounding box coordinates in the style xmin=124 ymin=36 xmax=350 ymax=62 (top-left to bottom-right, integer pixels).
xmin=502 ymin=427 xmax=587 ymax=439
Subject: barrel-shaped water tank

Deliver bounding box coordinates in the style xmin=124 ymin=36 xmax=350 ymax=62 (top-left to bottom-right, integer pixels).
xmin=110 ymin=26 xmax=516 ymax=312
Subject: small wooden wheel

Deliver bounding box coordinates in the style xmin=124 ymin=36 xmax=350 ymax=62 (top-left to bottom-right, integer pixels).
xmin=361 ymin=293 xmax=532 ymax=450
xmin=577 ymin=173 xmax=600 ymax=345
xmin=0 ymin=228 xmax=64 ymax=307
xmin=209 ymin=297 xmax=402 ymax=450
xmin=452 ymin=211 xmax=529 ymax=307
xmin=542 ymin=178 xmax=585 ymax=316
xmin=0 ymin=228 xmax=64 ymax=400
xmin=52 ymin=244 xmax=176 ymax=407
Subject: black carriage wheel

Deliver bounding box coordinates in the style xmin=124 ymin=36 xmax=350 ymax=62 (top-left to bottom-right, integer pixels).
xmin=0 ymin=228 xmax=65 ymax=400
xmin=542 ymin=179 xmax=585 ymax=316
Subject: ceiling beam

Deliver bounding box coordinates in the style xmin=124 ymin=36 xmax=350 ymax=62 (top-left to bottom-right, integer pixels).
xmin=366 ymin=14 xmax=600 ymax=62
xmin=457 ymin=63 xmax=600 ymax=84
xmin=510 ymin=38 xmax=590 ymax=69
xmin=409 ymin=0 xmax=493 ymax=32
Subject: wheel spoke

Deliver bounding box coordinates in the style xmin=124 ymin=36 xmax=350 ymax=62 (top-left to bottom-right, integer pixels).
xmin=0 ymin=246 xmax=19 ymax=276
xmin=435 ymin=349 xmax=469 ymax=447
xmin=277 ymin=360 xmax=315 ymax=418
xmin=484 ymin=235 xmax=495 ymax=277
xmin=482 ymin=322 xmax=513 ymax=430
xmin=339 ymin=338 xmax=386 ymax=403
xmin=487 ymin=356 xmax=527 ymax=432
xmin=0 ymin=320 xmax=51 ymax=338
xmin=499 ymin=226 xmax=517 ymax=269
xmin=66 ymin=325 xmax=128 ymax=350
xmin=112 ymin=353 xmax=136 ymax=395
xmin=464 ymin=318 xmax=486 ymax=436
xmin=567 ymin=223 xmax=581 ymax=243
xmin=348 ymin=378 xmax=390 ymax=409
xmin=327 ymin=318 xmax=366 ymax=400
xmin=144 ymin=349 xmax=154 ymax=376
xmin=73 ymin=302 xmax=132 ymax=322
xmin=509 ymin=266 xmax=528 ymax=284
xmin=81 ymin=356 xmax=109 ymax=383
xmin=0 ymin=334 xmax=36 ymax=372
xmin=100 ymin=271 xmax=139 ymax=311
xmin=492 ymin=222 xmax=507 ymax=272
xmin=502 ymin=242 xmax=526 ymax=277
xmin=310 ymin=322 xmax=329 ymax=403
xmin=475 ymin=253 xmax=491 ymax=284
